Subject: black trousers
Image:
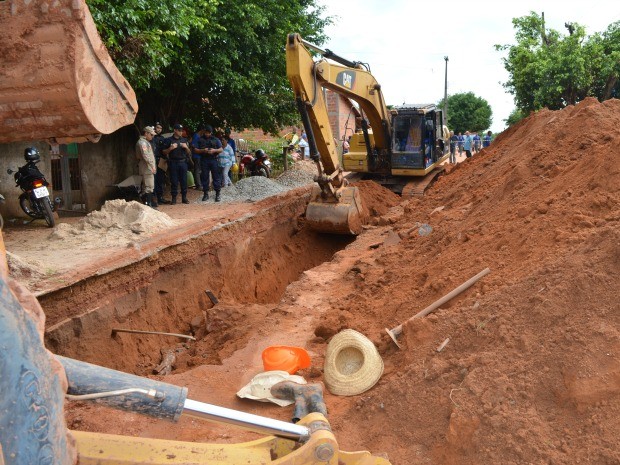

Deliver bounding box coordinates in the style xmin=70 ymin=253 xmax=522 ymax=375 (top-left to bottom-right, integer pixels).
xmin=169 ymin=160 xmax=188 ymax=197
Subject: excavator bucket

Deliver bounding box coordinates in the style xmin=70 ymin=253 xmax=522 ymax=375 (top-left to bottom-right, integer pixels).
xmin=305 ymin=185 xmax=366 ymax=235
xmin=0 ymin=0 xmax=138 ymax=144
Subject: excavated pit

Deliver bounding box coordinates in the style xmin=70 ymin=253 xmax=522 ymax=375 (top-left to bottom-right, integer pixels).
xmin=43 ymin=194 xmax=353 ymax=375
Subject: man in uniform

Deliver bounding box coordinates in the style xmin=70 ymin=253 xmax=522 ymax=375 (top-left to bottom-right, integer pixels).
xmin=136 ymin=126 xmax=158 ymax=208
xmin=161 ymin=123 xmax=191 ymax=204
xmin=195 ymin=125 xmax=223 ymax=202
xmin=152 ymin=122 xmax=170 ymax=204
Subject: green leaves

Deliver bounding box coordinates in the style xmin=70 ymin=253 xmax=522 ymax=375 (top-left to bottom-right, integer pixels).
xmin=86 ymin=0 xmax=331 ymax=132
xmin=497 ymin=12 xmax=620 ymax=120
xmin=439 ymin=93 xmax=493 ymax=134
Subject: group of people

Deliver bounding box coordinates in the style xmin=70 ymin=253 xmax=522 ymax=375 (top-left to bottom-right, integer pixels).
xmin=135 ymin=123 xmax=236 ymax=207
xmin=448 ymin=130 xmax=493 ymax=164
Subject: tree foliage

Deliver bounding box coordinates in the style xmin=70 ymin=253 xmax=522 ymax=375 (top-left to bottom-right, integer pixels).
xmin=87 ymin=0 xmax=331 ymax=133
xmin=495 ymin=12 xmax=620 ymax=115
xmin=439 ymin=93 xmax=492 ymax=134
xmin=505 ymin=108 xmax=527 ymax=127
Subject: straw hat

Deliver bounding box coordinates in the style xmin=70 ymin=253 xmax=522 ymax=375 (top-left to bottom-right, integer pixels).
xmin=323 ymin=329 xmax=384 ymax=396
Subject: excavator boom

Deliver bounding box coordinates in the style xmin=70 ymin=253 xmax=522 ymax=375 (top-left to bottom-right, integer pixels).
xmin=286 ymin=33 xmax=382 ymax=235
xmin=0 ymin=0 xmax=138 ymax=144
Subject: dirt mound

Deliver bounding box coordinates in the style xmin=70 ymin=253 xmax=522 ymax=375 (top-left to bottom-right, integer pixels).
xmin=54 ymin=99 xmax=619 ymax=464
xmin=352 ymin=180 xmax=401 ymax=218
xmin=48 ymin=199 xmax=176 ymax=248
xmin=322 ymin=97 xmax=620 ymax=464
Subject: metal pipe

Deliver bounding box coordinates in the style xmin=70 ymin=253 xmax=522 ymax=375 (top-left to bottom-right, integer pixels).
xmin=111 ymin=328 xmax=196 ymax=341
xmin=183 ymin=398 xmax=310 ymax=441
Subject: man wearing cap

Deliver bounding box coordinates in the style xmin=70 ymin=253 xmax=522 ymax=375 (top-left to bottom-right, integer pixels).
xmin=195 ymin=125 xmax=223 ymax=202
xmin=162 ymin=124 xmax=191 ymax=204
xmin=135 ymin=126 xmax=158 ymax=208
xmin=152 ymin=122 xmax=170 ymax=204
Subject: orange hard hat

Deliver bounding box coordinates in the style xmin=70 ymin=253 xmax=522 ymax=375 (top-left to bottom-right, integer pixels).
xmin=262 ymin=346 xmax=311 ymax=374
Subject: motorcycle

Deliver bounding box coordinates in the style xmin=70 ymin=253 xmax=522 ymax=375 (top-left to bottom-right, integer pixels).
xmin=8 ymin=147 xmax=60 ymax=228
xmin=239 ymin=149 xmax=271 ymax=178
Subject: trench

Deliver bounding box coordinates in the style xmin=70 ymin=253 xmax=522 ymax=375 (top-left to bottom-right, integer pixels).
xmin=43 ymin=194 xmax=353 ymax=375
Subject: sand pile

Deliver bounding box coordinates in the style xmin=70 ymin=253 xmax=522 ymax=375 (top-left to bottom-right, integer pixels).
xmin=49 ymin=199 xmax=176 ymax=248
xmin=312 ymin=98 xmax=619 ymax=464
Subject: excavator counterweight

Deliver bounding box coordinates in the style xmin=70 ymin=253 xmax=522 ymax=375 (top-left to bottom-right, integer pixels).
xmin=0 ymin=0 xmax=138 ymax=144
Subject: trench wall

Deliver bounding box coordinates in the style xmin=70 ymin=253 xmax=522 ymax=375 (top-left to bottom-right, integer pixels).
xmin=44 ymin=194 xmax=349 ymax=372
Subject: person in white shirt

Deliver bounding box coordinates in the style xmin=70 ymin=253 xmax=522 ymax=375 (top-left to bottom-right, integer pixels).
xmin=298 ymin=134 xmax=309 ymax=159
xmin=218 ymin=137 xmax=235 ymax=187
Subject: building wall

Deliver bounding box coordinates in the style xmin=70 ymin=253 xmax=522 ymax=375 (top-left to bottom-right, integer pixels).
xmin=77 ymin=125 xmax=136 ymax=211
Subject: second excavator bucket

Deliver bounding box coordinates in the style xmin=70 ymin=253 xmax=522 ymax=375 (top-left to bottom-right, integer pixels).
xmin=0 ymin=0 xmax=138 ymax=144
xmin=305 ymin=185 xmax=366 ymax=235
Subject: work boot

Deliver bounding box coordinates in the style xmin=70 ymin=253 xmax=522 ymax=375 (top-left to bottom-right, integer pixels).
xmin=182 ymin=195 xmax=190 ymax=204
xmin=202 ymin=192 xmax=209 ymax=201
xmin=146 ymin=193 xmax=158 ymax=209
xmin=150 ymin=194 xmax=158 ymax=208
xmin=171 ymin=196 xmax=177 ymax=205
xmin=215 ymin=191 xmax=221 ymax=202
xmin=157 ymin=196 xmax=171 ymax=205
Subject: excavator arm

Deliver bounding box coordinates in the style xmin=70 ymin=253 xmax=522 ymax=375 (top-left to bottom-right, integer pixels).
xmin=287 ymin=33 xmax=396 ymax=235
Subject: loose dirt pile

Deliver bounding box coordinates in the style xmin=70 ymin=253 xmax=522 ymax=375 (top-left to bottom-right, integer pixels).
xmin=59 ymin=98 xmax=618 ymax=465
xmin=49 ymin=199 xmax=176 ymax=249
xmin=312 ymin=97 xmax=619 ymax=464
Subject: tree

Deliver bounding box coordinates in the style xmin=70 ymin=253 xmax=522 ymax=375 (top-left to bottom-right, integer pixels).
xmin=505 ymin=108 xmax=527 ymax=127
xmin=495 ymin=12 xmax=620 ymax=115
xmin=438 ymin=93 xmax=492 ymax=134
xmin=87 ymin=0 xmax=331 ymax=133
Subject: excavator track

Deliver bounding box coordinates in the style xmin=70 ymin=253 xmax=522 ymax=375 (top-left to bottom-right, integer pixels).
xmin=401 ymin=167 xmax=445 ymax=198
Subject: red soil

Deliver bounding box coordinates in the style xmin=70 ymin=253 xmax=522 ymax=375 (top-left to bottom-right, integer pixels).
xmin=60 ymin=97 xmax=619 ymax=464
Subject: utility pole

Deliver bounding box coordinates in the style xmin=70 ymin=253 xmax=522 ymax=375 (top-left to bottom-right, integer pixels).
xmin=444 ymin=56 xmax=449 ymax=128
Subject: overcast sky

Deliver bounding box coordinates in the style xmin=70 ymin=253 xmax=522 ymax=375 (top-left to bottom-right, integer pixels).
xmin=315 ymin=0 xmax=619 ymax=133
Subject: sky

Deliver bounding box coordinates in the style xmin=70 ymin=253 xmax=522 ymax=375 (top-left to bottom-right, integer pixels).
xmin=314 ymin=0 xmax=619 ymax=133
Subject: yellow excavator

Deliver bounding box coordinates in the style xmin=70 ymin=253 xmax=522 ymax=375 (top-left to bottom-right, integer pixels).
xmin=286 ymin=33 xmax=449 ymax=235
xmin=0 ymin=4 xmax=390 ymax=464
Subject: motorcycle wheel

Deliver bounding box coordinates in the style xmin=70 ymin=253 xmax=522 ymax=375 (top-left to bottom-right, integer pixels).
xmin=257 ymin=167 xmax=270 ymax=178
xmin=19 ymin=194 xmax=40 ymax=219
xmin=40 ymin=198 xmax=55 ymax=227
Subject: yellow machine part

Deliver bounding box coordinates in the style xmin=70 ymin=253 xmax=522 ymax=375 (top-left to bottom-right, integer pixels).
xmin=73 ymin=413 xmax=390 ymax=465
xmin=0 ymin=0 xmax=138 ymax=143
xmin=305 ymin=185 xmax=366 ymax=235
xmin=342 ymin=152 xmax=369 ymax=172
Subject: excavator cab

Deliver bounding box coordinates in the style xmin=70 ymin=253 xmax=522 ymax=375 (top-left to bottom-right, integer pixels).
xmin=390 ymin=104 xmax=448 ymax=176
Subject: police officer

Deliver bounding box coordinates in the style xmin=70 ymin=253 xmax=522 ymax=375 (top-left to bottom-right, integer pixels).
xmin=161 ymin=123 xmax=191 ymax=204
xmin=195 ymin=125 xmax=223 ymax=202
xmin=152 ymin=122 xmax=170 ymax=204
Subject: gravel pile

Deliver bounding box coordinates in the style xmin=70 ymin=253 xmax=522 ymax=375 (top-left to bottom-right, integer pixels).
xmin=199 ymin=162 xmax=316 ymax=204
xmin=275 ymin=166 xmax=315 ymax=188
